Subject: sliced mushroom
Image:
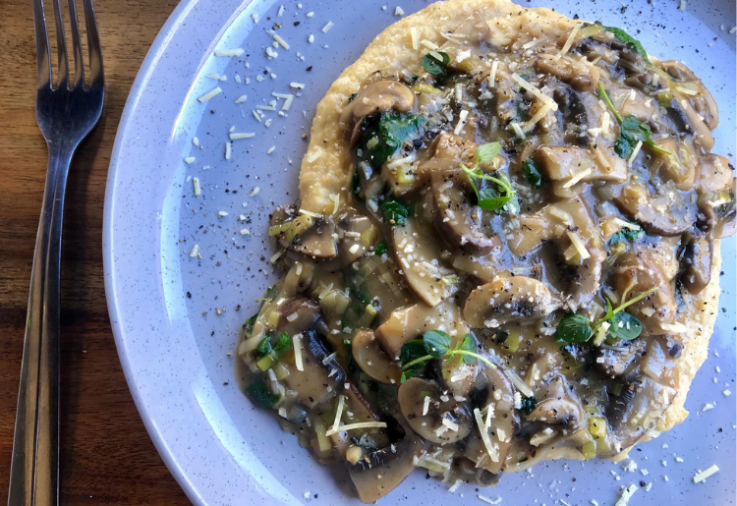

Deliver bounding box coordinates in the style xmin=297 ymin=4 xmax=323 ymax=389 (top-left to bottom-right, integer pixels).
xmin=594 ymin=339 xmax=647 ymax=379
xmin=271 ymin=205 xmax=338 ymax=259
xmin=375 ymin=300 xmax=466 ymax=359
xmin=336 ymin=215 xmax=376 ymax=267
xmin=659 ymin=60 xmax=719 ymax=130
xmin=536 ymin=145 xmax=626 ymax=197
xmin=612 ymin=249 xmax=678 ymax=336
xmin=430 ymin=164 xmax=502 ymax=254
xmin=462 ymin=275 xmax=562 ymax=328
xmin=510 ymin=197 xmax=605 ymax=309
xmin=391 ymin=217 xmax=456 ymax=307
xmin=534 ymin=54 xmax=600 ymax=92
xmin=526 ymin=376 xmax=582 ymax=427
xmin=609 ymin=87 xmax=656 ymax=122
xmin=284 ymin=330 xmax=347 ymax=408
xmin=398 ymin=377 xmax=473 ymax=444
xmin=694 ymin=154 xmax=736 ymax=237
xmin=614 ymin=182 xmax=697 ymax=236
xmin=339 ymin=80 xmax=415 ymax=135
xmin=349 ymin=432 xmax=423 ymax=503
xmin=679 ymin=234 xmax=713 ymax=294
xmin=352 ymin=329 xmax=402 ymax=385
xmin=552 ymin=85 xmax=590 ymax=146
xmin=278 ymin=297 xmax=321 ymax=336
xmin=461 ymin=367 xmax=518 ymax=475
xmin=602 ymin=376 xmax=677 ymax=456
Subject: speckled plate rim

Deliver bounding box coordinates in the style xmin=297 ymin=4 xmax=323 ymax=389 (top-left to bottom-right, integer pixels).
xmin=102 ymin=1 xmax=736 ymax=505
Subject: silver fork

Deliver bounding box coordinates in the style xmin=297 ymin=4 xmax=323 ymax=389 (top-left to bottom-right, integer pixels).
xmin=8 ymin=1 xmax=104 ymax=505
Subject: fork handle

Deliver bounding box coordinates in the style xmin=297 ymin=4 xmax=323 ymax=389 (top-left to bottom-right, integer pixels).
xmin=8 ymin=143 xmax=73 ymax=506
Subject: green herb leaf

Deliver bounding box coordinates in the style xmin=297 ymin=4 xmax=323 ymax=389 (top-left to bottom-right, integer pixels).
xmin=519 ymin=396 xmax=537 ymax=413
xmin=556 ymin=313 xmax=594 ymax=343
xmin=272 ymin=331 xmax=293 ymax=356
xmin=246 ymin=378 xmax=279 ymax=410
xmin=381 ymin=197 xmax=412 ymax=226
xmin=463 ymin=165 xmax=517 ymax=213
xmin=399 ymin=339 xmax=431 ymax=380
xmin=608 ymin=312 xmax=643 ymax=340
xmin=522 ymin=158 xmax=545 ymax=188
xmin=244 ymin=313 xmax=259 ymax=336
xmin=603 ymin=25 xmax=650 ymax=63
xmin=460 ymin=334 xmax=477 ymax=364
xmin=613 ymin=135 xmax=633 ymax=159
xmin=422 ymin=51 xmax=450 ymax=75
xmin=374 ymin=240 xmax=388 ymax=256
xmin=423 ymin=330 xmax=451 ymax=358
xmin=476 ymin=142 xmax=502 ymax=164
xmin=359 ymin=112 xmax=426 ymax=169
xmin=609 ymin=223 xmax=644 ymax=245
xmin=256 ymin=335 xmax=273 ymax=359
xmin=477 ymin=187 xmax=508 ymax=211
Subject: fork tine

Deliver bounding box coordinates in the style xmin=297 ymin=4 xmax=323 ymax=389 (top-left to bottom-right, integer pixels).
xmin=82 ymin=0 xmax=103 ymax=87
xmin=52 ymin=0 xmax=69 ymax=89
xmin=67 ymin=0 xmax=84 ymax=87
xmin=32 ymin=0 xmax=52 ymax=89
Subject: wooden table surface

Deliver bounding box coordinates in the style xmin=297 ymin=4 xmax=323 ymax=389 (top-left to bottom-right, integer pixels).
xmin=0 ymin=1 xmax=191 ymax=504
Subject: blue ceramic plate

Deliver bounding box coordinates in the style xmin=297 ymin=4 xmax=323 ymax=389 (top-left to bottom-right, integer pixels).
xmin=103 ymin=1 xmax=736 ymax=504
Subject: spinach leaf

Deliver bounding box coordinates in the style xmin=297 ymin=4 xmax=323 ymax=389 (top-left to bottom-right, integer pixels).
xmin=374 ymin=240 xmax=388 ymax=256
xmin=422 ymin=51 xmax=450 ymax=75
xmin=256 ymin=334 xmax=274 ymax=359
xmin=272 ymin=331 xmax=293 ymax=356
xmin=400 ymin=339 xmax=430 ymax=382
xmin=556 ymin=313 xmax=594 ymax=344
xmin=246 ymin=379 xmax=279 ymax=410
xmin=519 ymin=396 xmax=537 ymax=413
xmin=609 ymin=223 xmax=644 ymax=245
xmin=359 ymin=112 xmax=426 ymax=169
xmin=522 ymin=158 xmax=545 ymax=188
xmin=381 ymin=196 xmax=412 ymax=226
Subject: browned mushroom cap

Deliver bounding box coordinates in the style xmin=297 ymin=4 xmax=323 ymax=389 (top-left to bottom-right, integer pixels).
xmin=534 ymin=54 xmax=600 ymax=92
xmin=339 ymin=80 xmax=415 ymax=144
xmin=462 ymin=367 xmax=518 ymax=475
xmin=348 ymin=431 xmax=423 ymax=504
xmin=614 ymin=182 xmax=697 ymax=236
xmin=679 ymin=234 xmax=713 ymax=294
xmin=375 ymin=301 xmax=466 ymax=359
xmin=526 ymin=376 xmax=583 ymax=427
xmin=278 ymin=297 xmax=321 ymax=336
xmin=270 ymin=205 xmax=337 ymax=259
xmin=352 ymin=329 xmax=402 ymax=385
xmin=390 ymin=218 xmax=456 ymax=307
xmin=612 ymin=249 xmax=678 ymax=336
xmin=398 ymin=377 xmax=473 ymax=444
xmin=659 ymin=60 xmax=719 ymax=130
xmin=462 ymin=275 xmax=562 ymax=328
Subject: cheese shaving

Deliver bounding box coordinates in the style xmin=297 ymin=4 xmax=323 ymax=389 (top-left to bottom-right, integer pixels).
xmin=509 ymin=121 xmax=526 ymax=140
xmin=612 ymin=218 xmax=641 ymax=231
xmin=692 ymin=465 xmax=719 ymax=484
xmin=197 ymin=86 xmax=222 ymax=103
xmin=489 ymin=61 xmax=499 ymax=85
xmin=454 ymin=109 xmax=469 ymax=135
xmin=293 ymin=333 xmax=304 ymax=371
xmin=557 ymin=23 xmax=582 ymax=57
xmin=442 ymin=417 xmax=459 ymax=432
xmin=306 ymin=148 xmax=323 ymax=163
xmin=505 ymin=367 xmax=535 ymax=397
xmin=410 ymin=27 xmax=420 ymax=50
xmin=421 ymin=39 xmax=439 ymax=50
xmin=614 ymin=484 xmax=638 ymax=506
xmin=523 ymin=102 xmax=553 ymax=132
xmin=192 ymin=177 xmax=201 ymax=197
xmin=660 ymin=322 xmax=688 ymax=333
xmin=330 ymin=395 xmax=346 ymax=434
xmin=213 ymin=48 xmax=244 ymax=57
xmin=230 ymin=132 xmax=255 ymax=140
xmin=422 ymin=396 xmax=431 ymax=416
xmin=474 ymin=408 xmax=499 ymax=462
xmin=627 ymin=140 xmax=643 ymax=166
xmin=562 ymin=167 xmax=592 ymax=188
xmin=511 ymin=74 xmax=558 ymax=110
xmin=567 ymin=231 xmax=591 ymax=260
xmin=429 ymin=50 xmax=444 ymax=61
xmin=324 ymin=421 xmax=387 ymax=437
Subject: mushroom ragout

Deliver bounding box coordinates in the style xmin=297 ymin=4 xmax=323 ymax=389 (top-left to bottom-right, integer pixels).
xmin=237 ymin=1 xmax=735 ymax=502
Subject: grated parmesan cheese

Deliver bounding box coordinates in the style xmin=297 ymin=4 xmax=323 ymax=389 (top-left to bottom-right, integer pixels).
xmin=562 ymin=167 xmax=593 ymax=188
xmin=422 ymin=396 xmax=431 ymax=416
xmin=557 ymin=23 xmax=582 ymax=57
xmin=473 ymin=408 xmax=499 ymax=462
xmin=511 ymin=74 xmax=558 ymax=110
xmin=567 ymin=231 xmax=591 ymax=260
xmin=290 ymin=82 xmax=306 ymax=90
xmin=230 ymin=132 xmax=255 ymax=140
xmin=322 ymin=21 xmax=334 ymax=33
xmin=224 ymin=142 xmax=232 ymax=160
xmin=197 ymin=86 xmax=222 ymax=103
xmin=293 ymin=333 xmax=304 ymax=371
xmin=627 ymin=140 xmax=643 ymax=166
xmin=306 ymin=148 xmax=323 ymax=163
xmin=477 ymin=494 xmax=501 ymax=504
xmin=189 ymin=244 xmax=200 ymax=258
xmin=693 ymin=465 xmax=719 ymax=483
xmin=273 ymin=33 xmax=290 ymax=49
xmin=192 ymin=177 xmax=201 ymax=196
xmin=454 ymin=110 xmax=469 ymax=135
xmin=213 ymin=48 xmax=244 ymax=57
xmin=325 ymin=421 xmax=387 ymax=437
xmin=614 ymin=484 xmax=638 ymax=506
xmin=235 ymin=95 xmax=247 ymax=104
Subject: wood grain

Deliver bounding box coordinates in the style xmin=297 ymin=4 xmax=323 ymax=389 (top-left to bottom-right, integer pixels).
xmin=0 ymin=1 xmax=190 ymax=504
